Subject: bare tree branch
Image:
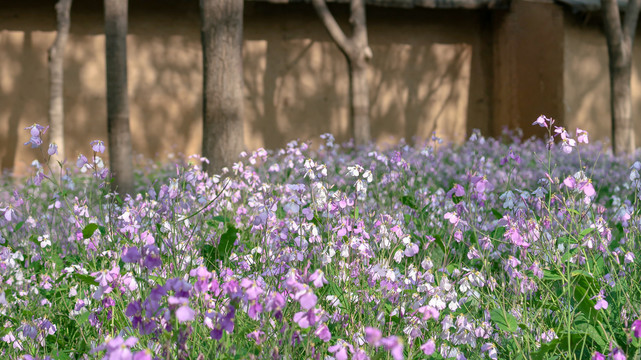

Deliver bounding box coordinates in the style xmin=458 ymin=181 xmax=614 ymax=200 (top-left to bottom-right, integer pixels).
xmin=350 ymin=0 xmax=371 ymax=61
xmin=624 ymin=0 xmax=641 ymax=45
xmin=311 ymin=0 xmax=352 ymax=56
xmin=602 ymin=0 xmax=624 ymax=52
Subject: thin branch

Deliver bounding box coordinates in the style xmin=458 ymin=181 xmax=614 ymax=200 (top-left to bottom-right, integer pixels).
xmin=311 ymin=0 xmax=352 ymax=56
xmin=602 ymin=0 xmax=624 ymax=51
xmin=623 ymin=0 xmax=641 ymax=45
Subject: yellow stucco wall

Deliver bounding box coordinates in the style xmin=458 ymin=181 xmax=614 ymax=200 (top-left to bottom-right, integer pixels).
xmin=492 ymin=0 xmax=565 ymax=140
xmin=563 ymin=12 xmax=641 ymax=148
xmin=0 ymin=1 xmax=488 ymax=174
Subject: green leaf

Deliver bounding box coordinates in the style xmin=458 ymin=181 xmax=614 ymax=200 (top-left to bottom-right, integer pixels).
xmin=72 ymin=273 xmax=99 ymax=286
xmin=490 ymin=308 xmax=518 ymax=333
xmin=28 ymin=258 xmax=43 ymax=273
xmin=76 ymin=311 xmax=90 ymax=325
xmin=491 ymin=208 xmax=504 ymax=220
xmin=50 ymin=252 xmax=64 ymax=270
xmin=531 ymin=339 xmax=560 ymax=360
xmin=29 ymin=234 xmax=39 ymax=246
xmin=400 ymin=195 xmax=418 ymax=210
xmin=573 ymin=285 xmax=603 ymax=324
xmin=218 ymin=225 xmax=238 ymax=261
xmin=492 ymin=226 xmax=506 ymax=240
xmin=12 ymin=221 xmax=24 ymax=233
xmin=576 ymin=321 xmax=606 ymax=349
xmin=561 ymin=247 xmax=580 ymax=262
xmin=208 ymin=215 xmax=230 ymax=224
xmin=543 ymin=269 xmax=563 ymax=281
xmin=200 ymin=244 xmax=217 ymax=271
xmin=567 ymin=208 xmax=581 ymax=216
xmin=432 ymin=234 xmax=446 ymax=252
xmin=579 ymin=228 xmax=595 ymax=238
xmin=82 ymin=223 xmax=100 ymax=239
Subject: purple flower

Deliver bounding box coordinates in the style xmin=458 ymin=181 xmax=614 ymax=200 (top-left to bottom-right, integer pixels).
xmin=364 ymin=327 xmax=382 ymax=346
xmin=576 ymin=128 xmax=589 ymax=144
xmin=632 ymin=319 xmax=641 ymax=338
xmin=446 ymin=184 xmax=465 ymax=198
xmin=579 ymin=181 xmax=596 ymax=197
xmin=240 ymin=278 xmax=264 ymax=300
xmin=47 ymin=143 xmax=58 ymax=156
xmin=24 ymin=124 xmax=48 ymax=148
xmin=480 ymin=343 xmax=498 ymax=359
xmin=2 ymin=206 xmax=15 ymax=222
xmin=561 ymin=138 xmax=577 ymax=154
xmin=592 ymin=352 xmax=605 ymax=360
xmin=417 ymin=305 xmax=439 ymax=321
xmin=611 ymin=348 xmax=626 ymax=360
xmin=133 ymin=349 xmax=153 ymax=360
xmin=421 ymin=339 xmax=435 ymax=355
xmin=328 ymin=340 xmax=353 ymax=360
xmin=77 ymin=154 xmax=88 ymax=168
xmin=592 ymin=290 xmax=608 ymax=310
xmin=309 ymin=269 xmax=328 ymax=288
xmin=472 ymin=176 xmax=491 ymax=193
xmin=594 ymin=298 xmax=608 ymax=310
xmin=295 ymin=286 xmax=317 ymax=310
xmin=247 ymin=330 xmax=265 ymax=345
xmin=91 ymin=140 xmax=106 ymax=154
xmin=314 ymin=324 xmax=331 ymax=342
xmin=563 ymin=176 xmax=576 ymax=189
xmin=176 ymin=305 xmax=195 ymax=323
xmin=93 ymin=270 xmax=114 ymax=287
xmin=505 ymin=227 xmax=530 ymax=248
xmin=143 ymin=245 xmax=162 ymax=270
xmin=380 ymin=336 xmax=404 ymax=360
xmin=93 ymin=336 xmax=138 ymax=360
xmin=122 ymin=246 xmax=142 ymax=263
xmin=293 ymin=309 xmax=319 ymax=328
xmin=533 ymin=115 xmax=551 ymax=128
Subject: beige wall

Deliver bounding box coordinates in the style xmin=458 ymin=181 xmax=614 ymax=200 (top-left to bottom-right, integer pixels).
xmin=563 ymin=12 xmax=641 ymax=147
xmin=492 ymin=0 xmax=565 ymax=140
xmin=1 ymin=1 xmax=488 ymax=174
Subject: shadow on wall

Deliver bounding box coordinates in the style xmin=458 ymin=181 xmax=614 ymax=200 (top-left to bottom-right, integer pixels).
xmin=3 ymin=1 xmax=484 ymax=174
xmin=0 ymin=31 xmax=32 ymax=172
xmin=370 ymin=42 xmax=472 ymax=146
xmin=563 ymin=19 xmax=610 ymax=144
xmin=563 ymin=13 xmax=641 ymax=148
xmin=243 ymin=4 xmax=482 ymax=149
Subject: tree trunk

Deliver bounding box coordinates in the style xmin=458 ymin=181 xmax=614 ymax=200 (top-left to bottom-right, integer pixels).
xmin=602 ymin=0 xmax=640 ymax=155
xmin=104 ymin=0 xmax=133 ymax=195
xmin=350 ymin=59 xmax=370 ymax=145
xmin=609 ymin=61 xmax=635 ymax=155
xmin=312 ymin=0 xmax=372 ymax=146
xmin=200 ymin=0 xmax=245 ymax=175
xmin=48 ymin=0 xmax=72 ymax=170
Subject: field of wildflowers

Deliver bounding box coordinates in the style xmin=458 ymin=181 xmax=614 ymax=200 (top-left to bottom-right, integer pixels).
xmin=2 ymin=116 xmax=641 ymax=360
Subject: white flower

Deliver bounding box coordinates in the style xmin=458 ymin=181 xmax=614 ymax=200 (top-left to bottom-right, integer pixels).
xmin=312 ymin=182 xmax=328 ymax=209
xmin=393 ymin=250 xmax=403 ymax=263
xmin=429 ymin=294 xmax=447 ymax=311
xmin=340 ymin=245 xmax=349 ymax=258
xmin=38 ymin=235 xmax=51 ymax=248
xmin=500 ymin=191 xmax=516 ymax=209
xmin=362 ymin=170 xmax=373 ymax=183
xmin=347 ymin=165 xmax=363 ymax=177
xmin=381 ymin=236 xmax=391 ymax=249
